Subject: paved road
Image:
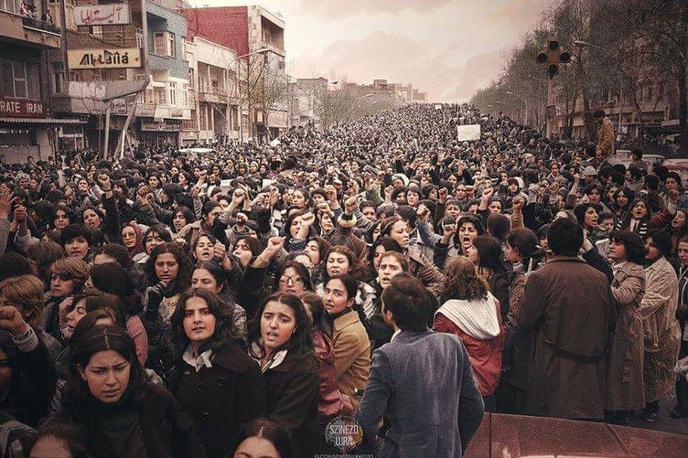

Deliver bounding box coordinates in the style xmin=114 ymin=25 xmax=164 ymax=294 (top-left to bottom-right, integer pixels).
xmin=628 ymin=397 xmax=688 ymax=435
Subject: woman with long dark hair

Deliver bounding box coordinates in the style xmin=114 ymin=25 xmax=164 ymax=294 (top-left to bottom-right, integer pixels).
xmin=53 ymin=325 xmax=206 ymax=457
xmin=606 ymin=230 xmax=647 ymax=425
xmin=144 ymin=242 xmax=193 ymax=325
xmin=246 ymin=293 xmax=320 ymax=456
xmin=468 ymin=235 xmax=510 ymax=320
xmin=169 ymin=288 xmax=265 ymax=457
xmin=497 ymin=228 xmax=542 ymax=414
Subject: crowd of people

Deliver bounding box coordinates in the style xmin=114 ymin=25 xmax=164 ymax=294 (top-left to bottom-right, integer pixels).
xmin=0 ymin=102 xmax=686 ymax=457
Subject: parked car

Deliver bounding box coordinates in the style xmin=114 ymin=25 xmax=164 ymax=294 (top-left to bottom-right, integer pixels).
xmin=464 ymin=413 xmax=688 ymax=457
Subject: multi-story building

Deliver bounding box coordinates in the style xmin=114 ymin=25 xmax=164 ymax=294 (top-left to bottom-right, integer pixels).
xmin=181 ymin=4 xmax=287 ymax=142
xmin=181 ymin=35 xmax=239 ymax=145
xmin=137 ymin=0 xmax=191 ymax=146
xmin=0 ymin=0 xmax=67 ymax=163
xmin=289 ymin=77 xmax=328 ymax=128
xmin=48 ymin=0 xmax=148 ymax=153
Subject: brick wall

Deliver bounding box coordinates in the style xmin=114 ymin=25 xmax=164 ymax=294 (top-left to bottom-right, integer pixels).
xmin=181 ymin=6 xmax=249 ymax=58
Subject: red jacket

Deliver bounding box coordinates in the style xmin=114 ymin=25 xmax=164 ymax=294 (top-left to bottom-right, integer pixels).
xmin=433 ymin=300 xmax=504 ymax=396
xmin=313 ymin=329 xmax=353 ymax=421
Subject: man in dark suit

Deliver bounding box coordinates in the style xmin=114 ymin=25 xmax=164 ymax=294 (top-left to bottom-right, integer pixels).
xmin=355 ymin=273 xmax=484 ymax=457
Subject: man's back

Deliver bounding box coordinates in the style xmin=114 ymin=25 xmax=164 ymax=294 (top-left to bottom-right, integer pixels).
xmin=355 ymin=330 xmax=484 ymax=458
xmin=523 ymin=256 xmax=615 ymax=419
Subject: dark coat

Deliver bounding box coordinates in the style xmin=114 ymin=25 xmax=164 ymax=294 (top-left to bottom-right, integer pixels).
xmin=355 ymin=330 xmax=484 ymax=458
xmin=55 ymin=384 xmax=206 ymax=458
xmin=170 ymin=343 xmax=266 ymax=458
xmin=523 ymin=256 xmax=616 ymax=420
xmin=263 ymin=350 xmax=320 ymax=457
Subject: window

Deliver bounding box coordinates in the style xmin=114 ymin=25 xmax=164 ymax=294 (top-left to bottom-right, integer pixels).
xmin=0 ymin=0 xmax=18 ymax=15
xmin=135 ymin=28 xmax=144 ymax=49
xmin=90 ymin=26 xmax=103 ymax=38
xmin=52 ymin=62 xmax=65 ymax=95
xmin=188 ymin=68 xmax=194 ymax=89
xmin=1 ymin=59 xmax=39 ymax=99
xmin=168 ymin=33 xmax=176 ymax=58
xmin=183 ymin=84 xmax=188 ymax=106
xmin=155 ymin=87 xmax=166 ymax=105
xmin=153 ymin=32 xmax=166 ymax=55
xmin=169 ymin=82 xmax=177 ymax=106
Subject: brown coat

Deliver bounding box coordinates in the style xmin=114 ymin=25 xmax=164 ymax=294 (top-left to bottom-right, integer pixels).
xmin=523 ymin=256 xmax=615 ymax=420
xmin=332 ymin=309 xmax=371 ymax=410
xmin=640 ymin=256 xmax=681 ymax=401
xmin=606 ymin=262 xmax=646 ymax=410
xmin=596 ymin=117 xmax=615 ymax=158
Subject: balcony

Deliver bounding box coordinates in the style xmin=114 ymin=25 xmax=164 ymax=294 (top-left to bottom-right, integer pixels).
xmin=197 ymin=90 xmax=231 ymax=105
xmin=0 ymin=10 xmax=61 ymax=48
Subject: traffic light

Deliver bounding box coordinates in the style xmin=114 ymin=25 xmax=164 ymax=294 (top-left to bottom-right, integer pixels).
xmin=537 ymin=40 xmax=572 ymax=78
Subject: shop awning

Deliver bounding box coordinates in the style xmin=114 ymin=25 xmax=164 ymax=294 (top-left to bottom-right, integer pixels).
xmin=0 ymin=118 xmax=86 ymax=124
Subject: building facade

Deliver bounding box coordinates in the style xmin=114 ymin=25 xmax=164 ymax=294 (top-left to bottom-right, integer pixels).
xmin=0 ymin=0 xmax=68 ymax=163
xmin=181 ymin=35 xmax=240 ymax=145
xmin=182 ymin=4 xmax=287 ymax=142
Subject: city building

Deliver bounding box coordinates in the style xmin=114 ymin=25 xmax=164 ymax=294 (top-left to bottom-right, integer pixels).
xmin=181 ymin=35 xmax=240 ymax=145
xmin=0 ymin=0 xmax=68 ymax=163
xmin=48 ymin=0 xmax=148 ymax=154
xmin=138 ymin=0 xmax=191 ymax=146
xmin=289 ymin=77 xmax=328 ymax=128
xmin=181 ymin=4 xmax=287 ymax=142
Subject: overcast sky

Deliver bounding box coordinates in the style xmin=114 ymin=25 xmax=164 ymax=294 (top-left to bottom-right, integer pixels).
xmin=188 ymin=0 xmax=551 ymax=102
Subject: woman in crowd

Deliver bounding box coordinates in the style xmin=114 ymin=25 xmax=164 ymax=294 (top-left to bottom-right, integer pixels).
xmin=299 ymin=292 xmax=353 ymax=425
xmin=639 ymin=230 xmax=681 ymax=422
xmin=498 ymin=228 xmax=542 ymax=414
xmin=247 ymin=293 xmax=320 ymax=456
xmin=144 ymin=242 xmax=193 ymax=325
xmin=169 ymin=288 xmax=265 ymax=457
xmin=89 ymin=262 xmax=148 ymax=366
xmin=316 ymin=245 xmax=377 ymax=320
xmin=231 ymin=418 xmax=295 ymax=458
xmin=468 ymin=235 xmax=510 ymax=320
xmin=434 ymin=256 xmax=504 ymax=411
xmin=322 ymin=274 xmax=371 ymax=411
xmin=605 ymin=230 xmax=647 ymax=425
xmin=120 ymin=222 xmax=146 ymax=263
xmin=43 ymin=257 xmax=89 ymax=341
xmin=379 ymin=216 xmax=444 ymax=295
xmin=192 ymin=260 xmax=247 ymax=336
xmin=53 ymin=325 xmax=206 ymax=456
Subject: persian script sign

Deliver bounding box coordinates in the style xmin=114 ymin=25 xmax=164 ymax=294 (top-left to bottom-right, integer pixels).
xmin=68 ymin=48 xmax=142 ymax=69
xmin=74 ymin=4 xmax=130 ymax=26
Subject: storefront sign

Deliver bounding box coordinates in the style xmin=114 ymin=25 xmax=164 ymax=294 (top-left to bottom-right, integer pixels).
xmin=0 ymin=98 xmax=46 ymax=118
xmin=141 ymin=121 xmax=180 ymax=132
xmin=74 ymin=4 xmax=130 ymax=26
xmin=68 ymin=48 xmax=141 ymax=69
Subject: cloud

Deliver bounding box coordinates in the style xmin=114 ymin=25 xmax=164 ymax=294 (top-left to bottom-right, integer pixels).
xmin=296 ymin=0 xmax=453 ymax=17
xmin=295 ymin=30 xmax=509 ymax=102
xmin=189 ymin=0 xmax=551 ymax=102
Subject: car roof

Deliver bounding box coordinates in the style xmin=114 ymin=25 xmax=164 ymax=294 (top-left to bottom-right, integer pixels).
xmin=464 ymin=413 xmax=688 ymax=457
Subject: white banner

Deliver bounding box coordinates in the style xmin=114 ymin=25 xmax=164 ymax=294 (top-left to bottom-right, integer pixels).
xmin=457 ymin=124 xmax=481 ymax=142
xmin=74 ymin=4 xmax=130 ymax=26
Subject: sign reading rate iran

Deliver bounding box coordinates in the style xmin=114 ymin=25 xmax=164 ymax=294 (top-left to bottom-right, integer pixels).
xmin=68 ymin=48 xmax=142 ymax=70
xmin=74 ymin=4 xmax=130 ymax=26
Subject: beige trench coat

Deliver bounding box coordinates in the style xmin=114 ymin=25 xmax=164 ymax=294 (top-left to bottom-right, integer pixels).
xmin=640 ymin=256 xmax=681 ymax=402
xmin=606 ymin=261 xmax=645 ymax=410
